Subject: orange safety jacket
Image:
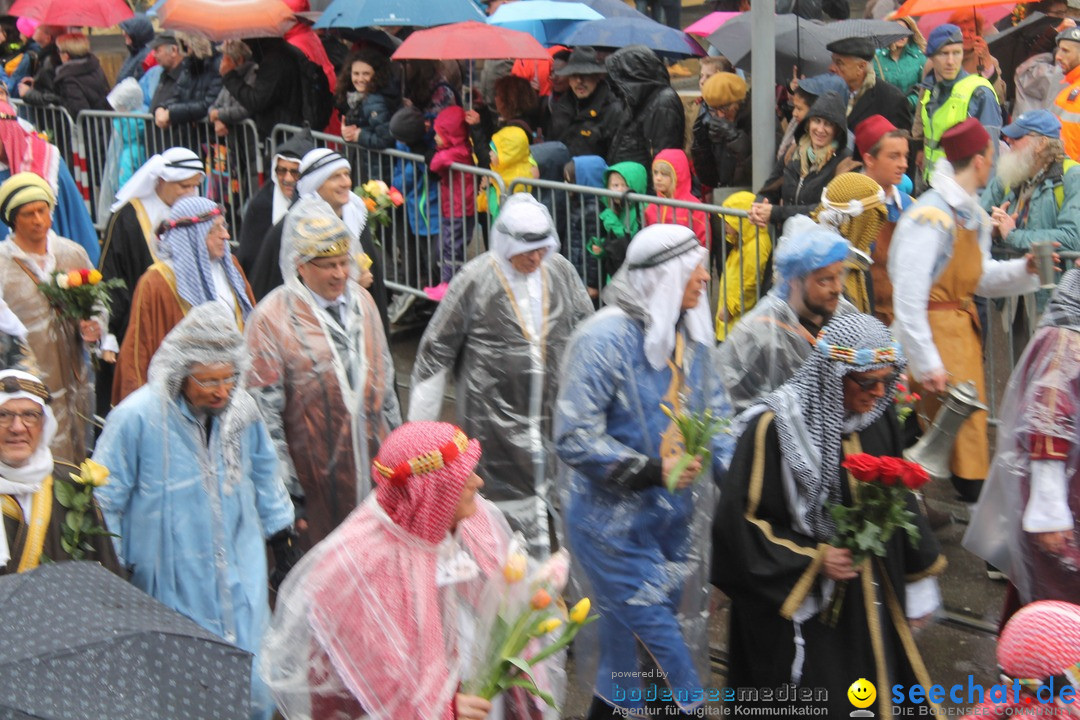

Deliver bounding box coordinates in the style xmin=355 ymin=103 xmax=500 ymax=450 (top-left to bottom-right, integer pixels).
xmin=1054 ymin=64 xmax=1080 ymax=162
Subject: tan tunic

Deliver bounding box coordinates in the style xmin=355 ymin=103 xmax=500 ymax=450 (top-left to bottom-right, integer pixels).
xmin=0 ymin=236 xmax=94 ymax=465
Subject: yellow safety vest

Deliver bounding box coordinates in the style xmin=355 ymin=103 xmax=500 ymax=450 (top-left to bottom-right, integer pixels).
xmin=920 ymin=74 xmax=997 ymax=181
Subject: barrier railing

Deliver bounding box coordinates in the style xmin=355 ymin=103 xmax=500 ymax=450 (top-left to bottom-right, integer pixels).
xmin=77 ymin=110 xmax=263 ymax=234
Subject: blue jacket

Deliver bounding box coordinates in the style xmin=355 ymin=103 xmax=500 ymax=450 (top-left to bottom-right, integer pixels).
xmin=980 ymin=159 xmax=1080 ymax=252
xmin=392 ymin=140 xmax=440 ymax=237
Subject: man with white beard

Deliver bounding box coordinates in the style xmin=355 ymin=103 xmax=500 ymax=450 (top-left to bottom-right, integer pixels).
xmin=982 ymin=110 xmax=1080 ymax=255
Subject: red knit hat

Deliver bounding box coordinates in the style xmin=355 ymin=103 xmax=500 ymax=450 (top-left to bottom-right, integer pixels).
xmin=854 ymin=115 xmax=897 ymax=159
xmin=940 ymin=118 xmax=991 ymax=164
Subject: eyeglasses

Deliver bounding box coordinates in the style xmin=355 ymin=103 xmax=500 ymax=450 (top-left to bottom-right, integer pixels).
xmin=275 ymin=166 xmax=302 ymax=178
xmin=847 ymin=371 xmax=900 ymax=391
xmin=188 ymin=374 xmax=239 ymax=389
xmin=0 ymin=409 xmax=45 ymax=428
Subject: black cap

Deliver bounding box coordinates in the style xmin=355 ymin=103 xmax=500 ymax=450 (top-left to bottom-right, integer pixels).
xmin=1058 ymin=26 xmax=1080 ymax=45
xmin=389 ymin=106 xmax=426 ymax=148
xmin=553 ymin=46 xmax=606 ymax=77
xmin=825 ymin=36 xmax=876 ymax=61
xmin=148 ymin=30 xmax=180 ymax=49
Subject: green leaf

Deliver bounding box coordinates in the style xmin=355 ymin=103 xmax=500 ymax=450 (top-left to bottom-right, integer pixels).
xmin=60 ymin=538 xmax=74 ymax=554
xmin=506 ymin=656 xmax=540 ymax=687
xmin=71 ymin=493 xmax=90 ymax=512
xmin=66 ymin=510 xmax=82 ymax=532
xmin=506 ymin=677 xmax=557 ymax=708
xmin=53 ymin=479 xmax=74 ymax=508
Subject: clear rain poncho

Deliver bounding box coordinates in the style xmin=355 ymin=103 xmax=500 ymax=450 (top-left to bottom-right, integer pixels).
xmin=93 ymin=303 xmax=294 ymax=720
xmin=964 ymin=269 xmax=1080 ymax=605
xmin=260 ymin=421 xmax=561 ymax=720
xmin=715 ymin=223 xmax=855 ymax=413
xmin=409 ymin=193 xmax=593 ymax=558
xmin=554 ymin=224 xmax=736 ymax=715
xmin=245 ymin=196 xmax=400 ymax=549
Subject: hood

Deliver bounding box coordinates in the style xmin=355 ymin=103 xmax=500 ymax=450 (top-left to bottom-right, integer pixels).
xmin=720 ymin=190 xmax=764 ymax=246
xmin=434 ymin=105 xmax=469 ymax=148
xmin=531 ymin=141 xmax=571 ymax=181
xmin=56 ymin=54 xmax=104 ymax=80
xmin=119 ymin=15 xmax=154 ymax=50
xmin=796 ymin=90 xmax=847 ymax=142
xmin=652 ymin=148 xmax=694 ymax=200
xmin=605 ymin=45 xmax=669 ymax=112
xmin=491 ymin=126 xmax=532 ymax=171
xmin=604 ymin=161 xmax=647 ymax=195
xmin=573 ymin=155 xmax=607 ymax=188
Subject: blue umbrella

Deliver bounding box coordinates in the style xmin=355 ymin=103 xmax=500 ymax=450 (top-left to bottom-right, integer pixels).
xmin=488 ymin=0 xmax=603 ymax=46
xmin=314 ymin=0 xmax=484 ymax=29
xmin=552 ymin=0 xmax=648 ymax=20
xmin=554 ymin=16 xmax=704 ymax=57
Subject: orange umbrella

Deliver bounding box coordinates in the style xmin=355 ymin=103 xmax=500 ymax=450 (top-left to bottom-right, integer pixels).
xmin=157 ymin=0 xmax=297 ymax=41
xmin=9 ymin=0 xmax=132 ymax=27
xmin=894 ymin=0 xmax=1019 ymax=18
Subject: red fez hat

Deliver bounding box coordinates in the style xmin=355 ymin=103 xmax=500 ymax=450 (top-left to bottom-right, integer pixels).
xmin=854 ymin=115 xmax=897 ymax=158
xmin=940 ymin=118 xmax=991 ymax=164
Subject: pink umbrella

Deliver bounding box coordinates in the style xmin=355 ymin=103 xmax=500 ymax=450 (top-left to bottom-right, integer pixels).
xmin=685 ymin=11 xmax=741 ymax=38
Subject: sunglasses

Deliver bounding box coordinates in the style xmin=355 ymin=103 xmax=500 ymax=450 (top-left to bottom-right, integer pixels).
xmin=847 ymin=371 xmax=900 ymax=391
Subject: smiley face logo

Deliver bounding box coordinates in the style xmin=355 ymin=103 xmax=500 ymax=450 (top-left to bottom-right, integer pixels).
xmin=847 ymin=678 xmax=876 ymax=709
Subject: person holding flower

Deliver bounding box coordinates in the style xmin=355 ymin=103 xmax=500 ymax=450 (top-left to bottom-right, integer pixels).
xmin=261 ymin=421 xmax=561 ymax=720
xmin=554 ymin=224 xmax=735 ymax=719
xmin=0 ymin=172 xmax=117 ymax=465
xmin=0 ymin=369 xmax=119 ymax=574
xmin=713 ymin=313 xmax=945 ymax=718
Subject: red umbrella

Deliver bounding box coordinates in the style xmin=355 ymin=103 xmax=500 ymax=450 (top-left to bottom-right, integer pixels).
xmin=9 ymin=0 xmax=132 ymax=27
xmin=157 ymin=0 xmax=297 ymax=41
xmin=894 ymin=0 xmax=1018 ymax=17
xmin=391 ymin=20 xmax=551 ymax=60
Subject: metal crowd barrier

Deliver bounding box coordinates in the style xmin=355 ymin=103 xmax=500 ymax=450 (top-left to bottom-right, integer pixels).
xmin=77 ymin=109 xmax=263 ymax=234
xmin=269 ymin=123 xmax=505 ymax=299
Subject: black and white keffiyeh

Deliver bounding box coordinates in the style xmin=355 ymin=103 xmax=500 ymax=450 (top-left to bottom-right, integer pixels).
xmin=1040 ymin=269 xmax=1080 ymax=332
xmin=741 ymin=313 xmax=906 ymax=541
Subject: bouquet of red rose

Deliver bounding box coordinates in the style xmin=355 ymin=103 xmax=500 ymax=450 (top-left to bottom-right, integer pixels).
xmin=823 ymin=453 xmax=931 ymax=625
xmin=36 ymin=268 xmax=124 ymax=322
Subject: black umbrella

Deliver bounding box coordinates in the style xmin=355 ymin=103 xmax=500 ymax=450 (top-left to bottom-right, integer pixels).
xmin=987 ymin=12 xmax=1060 ymax=103
xmin=0 ymin=562 xmax=252 ymax=720
xmin=820 ymin=18 xmax=913 ymax=49
xmin=707 ymin=13 xmax=833 ymax=83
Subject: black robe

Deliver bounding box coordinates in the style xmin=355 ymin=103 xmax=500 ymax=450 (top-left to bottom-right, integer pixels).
xmin=713 ymin=410 xmax=944 ymax=718
xmin=2 ymin=462 xmax=122 ymax=576
xmin=248 ymin=218 xmax=390 ymax=337
xmin=237 ymin=181 xmax=275 ymax=277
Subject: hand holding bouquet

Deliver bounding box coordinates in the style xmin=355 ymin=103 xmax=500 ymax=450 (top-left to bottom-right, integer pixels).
xmin=660 ymin=404 xmax=730 ymax=493
xmin=355 ymin=180 xmax=404 ymax=228
xmin=37 ymin=269 xmax=124 ymax=364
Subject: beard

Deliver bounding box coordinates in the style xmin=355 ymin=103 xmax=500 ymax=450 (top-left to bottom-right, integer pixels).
xmin=996 ymin=142 xmax=1041 ymax=189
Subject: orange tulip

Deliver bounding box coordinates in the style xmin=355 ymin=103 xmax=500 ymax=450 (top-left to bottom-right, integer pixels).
xmin=363 ymin=197 xmax=376 ymax=212
xmin=531 ymin=588 xmax=551 ymax=610
xmin=67 ymin=270 xmax=83 ymax=287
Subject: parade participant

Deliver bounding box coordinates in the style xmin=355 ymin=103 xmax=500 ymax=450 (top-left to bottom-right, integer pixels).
xmin=716 ymin=222 xmax=854 ymax=413
xmin=262 ymin=421 xmax=559 ymax=720
xmin=236 ymin=131 xmax=313 ymax=275
xmin=247 ymin=148 xmax=388 ymax=333
xmin=113 ymin=196 xmax=254 ymax=404
xmin=246 ymin=197 xmax=399 ymax=549
xmin=99 ymin=147 xmax=205 ymax=346
xmin=1054 ymin=25 xmax=1080 ymax=160
xmin=916 ymin=24 xmax=1001 ymax=184
xmin=410 ymin=193 xmax=591 ymax=557
xmin=810 ymin=172 xmax=887 ymax=314
xmin=852 ymin=115 xmax=913 ymax=325
xmin=0 ymin=101 xmax=99 ymax=265
xmin=0 ymin=369 xmax=119 ymax=574
xmin=967 ymin=601 xmax=1080 ymax=717
xmin=94 ymin=304 xmax=297 ymax=720
xmin=826 ymin=36 xmax=912 ymax=132
xmin=0 ymin=172 xmax=114 ymax=465
xmin=891 ymin=118 xmax=1044 ymax=504
xmin=555 ymin=224 xmax=735 ymax=718
xmin=714 ymin=313 xmax=944 ymax=718
xmin=965 ymin=269 xmax=1080 ymax=618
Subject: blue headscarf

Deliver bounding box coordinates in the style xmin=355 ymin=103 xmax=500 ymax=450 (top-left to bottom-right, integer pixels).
xmin=157 ymin=196 xmax=252 ymax=319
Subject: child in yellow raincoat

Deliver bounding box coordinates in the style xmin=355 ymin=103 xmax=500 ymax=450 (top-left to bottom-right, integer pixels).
xmin=715 ymin=191 xmax=772 ymax=341
xmin=477 ymin=125 xmax=538 ymax=219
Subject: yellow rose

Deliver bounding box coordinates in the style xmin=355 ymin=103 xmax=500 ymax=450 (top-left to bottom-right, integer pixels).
xmin=356 ymin=253 xmax=373 ymax=271
xmin=362 ymin=180 xmax=381 ymax=196
xmin=569 ymin=597 xmax=591 ymax=624
xmin=79 ymin=459 xmax=110 ymax=487
xmin=502 ymin=553 xmax=527 ymax=583
xmin=534 ymin=617 xmax=562 ymax=635
xmin=87 ymin=269 xmax=103 ymax=284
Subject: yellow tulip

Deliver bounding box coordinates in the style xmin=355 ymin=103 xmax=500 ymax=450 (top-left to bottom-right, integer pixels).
xmin=502 ymin=553 xmax=527 ymax=583
xmin=87 ymin=269 xmax=103 ymax=284
xmin=535 ymin=617 xmax=562 ymax=635
xmin=569 ymin=598 xmax=591 ymax=625
xmin=79 ymin=459 xmax=110 ymax=487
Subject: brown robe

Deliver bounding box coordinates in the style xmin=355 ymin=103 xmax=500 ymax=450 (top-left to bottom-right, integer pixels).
xmin=2 ymin=461 xmax=122 ymax=575
xmin=870 ymin=220 xmax=897 ymax=326
xmin=246 ymin=281 xmax=398 ymax=549
xmin=0 ymin=236 xmax=95 ymax=465
xmin=112 ymin=257 xmax=255 ymax=405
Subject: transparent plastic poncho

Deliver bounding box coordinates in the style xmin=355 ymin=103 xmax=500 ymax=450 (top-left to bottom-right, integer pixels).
xmin=553 ymin=228 xmax=736 ymax=715
xmin=409 ymin=194 xmax=594 ymax=558
xmin=245 ymin=197 xmax=400 ymax=548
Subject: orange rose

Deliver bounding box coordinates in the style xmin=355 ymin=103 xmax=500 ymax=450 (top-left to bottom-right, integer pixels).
xmin=363 ymin=197 xmax=376 ymax=212
xmin=67 ymin=270 xmax=83 ymax=287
